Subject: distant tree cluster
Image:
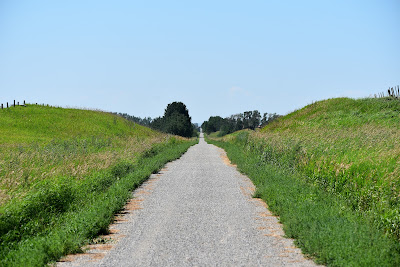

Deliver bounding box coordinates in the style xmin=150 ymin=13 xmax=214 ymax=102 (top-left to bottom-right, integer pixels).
xmin=202 ymin=111 xmax=281 ymax=136
xmin=114 ymin=112 xmax=152 ymax=127
xmin=115 ymin=102 xmax=197 ymax=138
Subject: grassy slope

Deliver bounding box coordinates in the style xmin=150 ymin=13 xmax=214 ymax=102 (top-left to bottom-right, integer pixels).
xmin=0 ymin=105 xmax=142 ymax=144
xmin=256 ymin=97 xmax=400 ymax=238
xmin=207 ymin=97 xmax=400 ymax=266
xmin=0 ymin=105 xmax=162 ymax=205
xmin=0 ymin=104 xmax=197 ymax=266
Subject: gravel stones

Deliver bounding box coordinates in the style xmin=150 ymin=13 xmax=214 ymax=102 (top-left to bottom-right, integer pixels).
xmin=58 ymin=134 xmax=318 ymax=266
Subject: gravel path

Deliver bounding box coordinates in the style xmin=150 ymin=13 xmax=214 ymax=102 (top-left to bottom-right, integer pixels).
xmin=58 ymin=134 xmax=318 ymax=266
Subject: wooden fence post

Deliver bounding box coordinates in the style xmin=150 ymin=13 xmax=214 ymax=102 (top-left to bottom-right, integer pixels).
xmin=7 ymin=102 xmax=8 ymax=108
xmin=13 ymin=100 xmax=15 ymax=107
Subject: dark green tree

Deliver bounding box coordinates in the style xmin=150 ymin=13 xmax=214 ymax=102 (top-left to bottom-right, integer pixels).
xmin=164 ymin=113 xmax=192 ymax=137
xmin=249 ymin=110 xmax=261 ymax=129
xmin=150 ymin=117 xmax=164 ymax=131
xmin=151 ymin=102 xmax=193 ymax=137
xmin=261 ymin=112 xmax=269 ymax=127
xmin=243 ymin=111 xmax=252 ymax=129
xmin=202 ymin=116 xmax=226 ymax=134
xmin=164 ymin=102 xmax=190 ymax=118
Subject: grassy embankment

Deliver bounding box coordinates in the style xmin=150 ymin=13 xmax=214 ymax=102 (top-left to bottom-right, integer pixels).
xmin=207 ymin=97 xmax=400 ymax=266
xmin=0 ymin=105 xmax=197 ymax=266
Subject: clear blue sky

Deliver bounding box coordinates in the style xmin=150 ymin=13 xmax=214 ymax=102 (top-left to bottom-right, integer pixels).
xmin=1 ymin=0 xmax=399 ymax=123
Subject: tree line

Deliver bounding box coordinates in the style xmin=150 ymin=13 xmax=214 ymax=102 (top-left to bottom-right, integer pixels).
xmin=113 ymin=113 xmax=152 ymax=127
xmin=114 ymin=102 xmax=199 ymax=138
xmin=201 ymin=111 xmax=281 ymax=136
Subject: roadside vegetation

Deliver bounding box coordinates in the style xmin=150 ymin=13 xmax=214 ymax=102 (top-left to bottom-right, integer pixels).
xmin=202 ymin=110 xmax=280 ymax=136
xmin=206 ymin=97 xmax=400 ymax=266
xmin=0 ymin=104 xmax=197 ymax=266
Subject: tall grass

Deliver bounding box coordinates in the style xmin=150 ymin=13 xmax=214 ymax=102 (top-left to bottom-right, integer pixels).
xmin=207 ymin=132 xmax=400 ymax=266
xmin=0 ymin=104 xmax=197 ymax=266
xmin=254 ymin=97 xmax=400 ymax=239
xmin=0 ymin=139 xmax=196 ymax=266
xmin=0 ymin=105 xmax=165 ymax=206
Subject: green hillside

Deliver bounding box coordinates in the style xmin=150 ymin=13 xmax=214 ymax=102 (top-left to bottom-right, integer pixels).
xmin=0 ymin=104 xmax=160 ymax=144
xmin=208 ymin=97 xmax=400 ymax=266
xmin=0 ymin=104 xmax=196 ymax=266
xmin=258 ymin=97 xmax=400 ymax=238
xmin=0 ymin=105 xmax=162 ymax=205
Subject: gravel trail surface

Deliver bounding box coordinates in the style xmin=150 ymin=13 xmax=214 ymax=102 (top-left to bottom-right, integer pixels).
xmin=58 ymin=134 xmax=318 ymax=266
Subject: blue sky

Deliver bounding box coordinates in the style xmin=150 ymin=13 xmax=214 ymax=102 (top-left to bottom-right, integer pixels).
xmin=1 ymin=0 xmax=399 ymax=123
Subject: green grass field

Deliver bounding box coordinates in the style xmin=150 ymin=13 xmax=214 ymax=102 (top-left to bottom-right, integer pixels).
xmin=207 ymin=97 xmax=400 ymax=266
xmin=0 ymin=104 xmax=165 ymax=205
xmin=0 ymin=104 xmax=197 ymax=266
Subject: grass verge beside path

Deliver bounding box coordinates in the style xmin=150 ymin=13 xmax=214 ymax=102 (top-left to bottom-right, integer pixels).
xmin=207 ymin=133 xmax=400 ymax=266
xmin=0 ymin=136 xmax=197 ymax=266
